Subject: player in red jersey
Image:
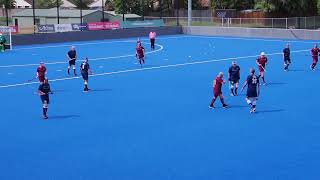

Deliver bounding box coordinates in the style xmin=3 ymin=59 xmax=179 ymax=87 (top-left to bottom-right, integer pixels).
xmin=310 ymin=44 xmax=320 ymax=70
xmin=209 ymin=72 xmax=228 ymax=109
xmin=256 ymin=52 xmax=268 ymax=85
xmin=136 ymin=42 xmax=145 ymax=67
xmin=36 ymin=62 xmax=47 ymax=83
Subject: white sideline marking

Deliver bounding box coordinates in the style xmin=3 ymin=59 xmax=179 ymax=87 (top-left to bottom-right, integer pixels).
xmin=0 ymin=44 xmax=164 ymax=68
xmin=13 ymin=36 xmax=186 ymax=51
xmin=185 ymin=35 xmax=319 ymax=44
xmin=0 ymin=49 xmax=309 ymax=89
xmin=56 ymin=70 xmax=62 ymax=72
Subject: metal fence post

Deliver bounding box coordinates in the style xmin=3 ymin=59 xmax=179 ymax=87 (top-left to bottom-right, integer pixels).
xmin=80 ymin=0 xmax=83 ymax=24
xmin=57 ymin=0 xmax=60 ymax=24
xmin=160 ymin=0 xmax=162 ymax=19
xmin=285 ymin=18 xmax=288 ymax=29
xmin=102 ymin=0 xmax=105 ymax=22
xmin=122 ymin=0 xmax=125 ymax=21
xmin=240 ymin=18 xmax=241 ymax=27
xmin=305 ymin=17 xmax=307 ymax=29
xmin=32 ymin=0 xmax=36 ymax=34
xmin=5 ymin=5 xmax=9 ymax=26
xmin=271 ymin=18 xmax=274 ymax=28
xmin=314 ymin=16 xmax=316 ymax=29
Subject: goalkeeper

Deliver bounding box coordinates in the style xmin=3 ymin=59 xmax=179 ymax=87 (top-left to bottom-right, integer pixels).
xmin=0 ymin=33 xmax=6 ymax=52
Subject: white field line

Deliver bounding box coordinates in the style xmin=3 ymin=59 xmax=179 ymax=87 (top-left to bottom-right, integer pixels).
xmin=184 ymin=35 xmax=319 ymax=44
xmin=13 ymin=36 xmax=187 ymax=51
xmin=0 ymin=49 xmax=309 ymax=89
xmin=0 ymin=44 xmax=163 ymax=68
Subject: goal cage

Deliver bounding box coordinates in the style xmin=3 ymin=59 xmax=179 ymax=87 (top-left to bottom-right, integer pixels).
xmin=0 ymin=26 xmax=13 ymax=50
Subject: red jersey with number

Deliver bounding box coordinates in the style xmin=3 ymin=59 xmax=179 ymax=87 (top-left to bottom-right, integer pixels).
xmin=214 ymin=77 xmax=223 ymax=94
xmin=37 ymin=66 xmax=46 ymax=77
xmin=136 ymin=46 xmax=145 ymax=58
xmin=257 ymin=56 xmax=268 ymax=68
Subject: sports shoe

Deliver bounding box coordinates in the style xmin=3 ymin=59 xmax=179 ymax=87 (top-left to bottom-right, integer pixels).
xmin=222 ymin=104 xmax=229 ymax=108
xmin=43 ymin=115 xmax=48 ymax=119
xmin=209 ymin=105 xmax=215 ymax=109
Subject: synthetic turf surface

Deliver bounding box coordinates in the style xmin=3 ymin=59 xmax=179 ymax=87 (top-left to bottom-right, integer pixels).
xmin=0 ymin=35 xmax=319 ymax=180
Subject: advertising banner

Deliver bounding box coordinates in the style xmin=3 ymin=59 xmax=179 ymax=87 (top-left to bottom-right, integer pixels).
xmin=87 ymin=21 xmax=120 ymax=30
xmin=122 ymin=20 xmax=164 ymax=28
xmin=54 ymin=24 xmax=73 ymax=32
xmin=37 ymin=24 xmax=55 ymax=33
xmin=0 ymin=25 xmax=19 ymax=34
xmin=71 ymin=23 xmax=88 ymax=31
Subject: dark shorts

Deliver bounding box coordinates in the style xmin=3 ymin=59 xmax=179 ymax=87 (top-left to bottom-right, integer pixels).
xmin=247 ymin=89 xmax=258 ymax=98
xmin=69 ymin=59 xmax=76 ymax=66
xmin=230 ymin=78 xmax=239 ymax=84
xmin=138 ymin=54 xmax=144 ymax=59
xmin=214 ymin=89 xmax=222 ymax=98
xmin=41 ymin=95 xmax=50 ymax=104
xmin=81 ymin=72 xmax=89 ymax=80
xmin=259 ymin=66 xmax=266 ymax=72
xmin=284 ymin=57 xmax=291 ymax=64
xmin=150 ymin=38 xmax=155 ymax=44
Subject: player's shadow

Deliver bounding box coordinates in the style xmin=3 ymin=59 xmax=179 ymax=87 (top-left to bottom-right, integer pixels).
xmin=230 ymin=105 xmax=248 ymax=109
xmin=289 ymin=69 xmax=307 ymax=72
xmin=49 ymin=115 xmax=80 ymax=119
xmin=266 ymin=82 xmax=288 ymax=86
xmin=256 ymin=109 xmax=285 ymax=114
xmin=90 ymin=88 xmax=112 ymax=92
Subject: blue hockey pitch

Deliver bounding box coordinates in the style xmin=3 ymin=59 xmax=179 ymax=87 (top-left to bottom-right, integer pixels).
xmin=0 ymin=35 xmax=319 ymax=180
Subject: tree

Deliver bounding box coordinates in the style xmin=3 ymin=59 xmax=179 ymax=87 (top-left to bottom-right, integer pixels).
xmin=35 ymin=0 xmax=63 ymax=8
xmin=70 ymin=0 xmax=95 ymax=9
xmin=318 ymin=0 xmax=320 ymax=14
xmin=254 ymin=0 xmax=275 ymax=13
xmin=0 ymin=0 xmax=16 ymax=9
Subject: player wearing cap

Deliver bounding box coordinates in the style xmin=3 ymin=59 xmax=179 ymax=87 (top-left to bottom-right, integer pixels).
xmin=283 ymin=43 xmax=291 ymax=71
xmin=80 ymin=58 xmax=92 ymax=92
xmin=0 ymin=32 xmax=6 ymax=52
xmin=38 ymin=78 xmax=53 ymax=119
xmin=209 ymin=72 xmax=228 ymax=109
xmin=256 ymin=52 xmax=268 ymax=85
xmin=310 ymin=44 xmax=320 ymax=70
xmin=67 ymin=46 xmax=77 ymax=76
xmin=228 ymin=61 xmax=241 ymax=96
xmin=241 ymin=68 xmax=260 ymax=113
xmin=36 ymin=62 xmax=47 ymax=83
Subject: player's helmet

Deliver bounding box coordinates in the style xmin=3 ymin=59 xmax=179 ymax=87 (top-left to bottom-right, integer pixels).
xmin=260 ymin=52 xmax=265 ymax=56
xmin=232 ymin=61 xmax=237 ymax=65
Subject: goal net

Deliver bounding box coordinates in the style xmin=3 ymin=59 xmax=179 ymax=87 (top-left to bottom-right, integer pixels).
xmin=0 ymin=26 xmax=13 ymax=50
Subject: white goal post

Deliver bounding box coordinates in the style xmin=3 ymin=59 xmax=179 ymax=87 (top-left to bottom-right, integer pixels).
xmin=0 ymin=26 xmax=13 ymax=50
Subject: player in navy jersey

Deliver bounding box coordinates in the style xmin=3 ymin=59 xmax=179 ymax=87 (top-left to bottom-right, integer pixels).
xmin=310 ymin=44 xmax=320 ymax=70
xmin=80 ymin=58 xmax=92 ymax=92
xmin=209 ymin=72 xmax=228 ymax=109
xmin=241 ymin=68 xmax=260 ymax=113
xmin=228 ymin=61 xmax=240 ymax=96
xmin=67 ymin=46 xmax=77 ymax=76
xmin=283 ymin=43 xmax=291 ymax=71
xmin=38 ymin=78 xmax=52 ymax=119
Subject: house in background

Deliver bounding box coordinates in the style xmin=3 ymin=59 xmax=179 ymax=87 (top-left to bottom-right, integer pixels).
xmin=12 ymin=8 xmax=141 ymax=28
xmin=14 ymin=0 xmax=32 ymax=9
xmin=24 ymin=0 xmax=76 ymax=9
